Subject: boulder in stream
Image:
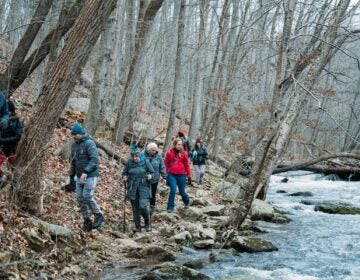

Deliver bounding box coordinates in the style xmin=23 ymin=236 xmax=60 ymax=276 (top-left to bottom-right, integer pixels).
xmin=230 ymin=236 xmax=278 ymax=253
xmin=314 ymin=202 xmax=360 ymax=215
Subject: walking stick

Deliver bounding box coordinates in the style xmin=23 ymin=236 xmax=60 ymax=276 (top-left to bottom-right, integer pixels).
xmin=123 ymin=181 xmax=127 ymax=233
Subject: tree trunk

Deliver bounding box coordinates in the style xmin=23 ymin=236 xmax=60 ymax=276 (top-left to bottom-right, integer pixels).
xmin=12 ymin=0 xmax=116 ymax=215
xmin=163 ymin=0 xmax=185 ymax=155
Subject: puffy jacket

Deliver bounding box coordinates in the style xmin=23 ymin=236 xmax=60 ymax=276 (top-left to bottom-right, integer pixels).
xmin=70 ymin=134 xmax=99 ymax=178
xmin=143 ymin=150 xmax=167 ymax=183
xmin=0 ymin=91 xmax=9 ymax=123
xmin=122 ymin=158 xmax=154 ymax=200
xmin=0 ymin=115 xmax=23 ymax=155
xmin=190 ymin=146 xmax=208 ymax=165
xmin=164 ymin=148 xmax=191 ymax=178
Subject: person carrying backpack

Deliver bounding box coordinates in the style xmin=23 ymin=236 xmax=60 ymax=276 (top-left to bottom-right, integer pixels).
xmin=0 ymin=90 xmax=9 ymax=131
xmin=143 ymin=142 xmax=167 ymax=214
xmin=0 ymin=100 xmax=23 ymax=182
xmin=122 ymin=145 xmax=154 ymax=233
xmin=164 ymin=137 xmax=191 ymax=213
xmin=189 ymin=138 xmax=208 ymax=185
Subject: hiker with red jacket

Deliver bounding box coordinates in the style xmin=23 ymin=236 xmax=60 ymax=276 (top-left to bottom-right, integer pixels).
xmin=164 ymin=137 xmax=191 ymax=213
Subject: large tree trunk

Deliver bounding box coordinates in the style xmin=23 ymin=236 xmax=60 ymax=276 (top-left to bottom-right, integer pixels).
xmin=0 ymin=0 xmax=86 ymax=94
xmin=12 ymin=0 xmax=116 ymax=215
xmin=163 ymin=0 xmax=185 ymax=154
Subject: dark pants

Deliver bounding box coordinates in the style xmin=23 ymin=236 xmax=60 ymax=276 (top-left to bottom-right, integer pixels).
xmin=130 ymin=190 xmax=150 ymax=228
xmin=167 ymin=174 xmax=189 ymax=211
xmin=150 ymin=182 xmax=159 ymax=207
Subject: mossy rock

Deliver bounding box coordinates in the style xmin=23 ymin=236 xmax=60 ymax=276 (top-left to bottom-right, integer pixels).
xmin=230 ymin=236 xmax=278 ymax=253
xmin=288 ymin=191 xmax=313 ymax=197
xmin=315 ymin=202 xmax=360 ymax=215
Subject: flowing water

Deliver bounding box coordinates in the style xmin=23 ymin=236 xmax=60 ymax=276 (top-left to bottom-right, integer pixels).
xmin=102 ymin=171 xmax=360 ymax=280
xmin=200 ymin=171 xmax=360 ymax=280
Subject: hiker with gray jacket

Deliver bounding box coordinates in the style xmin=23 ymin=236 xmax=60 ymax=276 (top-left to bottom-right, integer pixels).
xmin=143 ymin=142 xmax=167 ymax=213
xmin=122 ymin=145 xmax=155 ymax=233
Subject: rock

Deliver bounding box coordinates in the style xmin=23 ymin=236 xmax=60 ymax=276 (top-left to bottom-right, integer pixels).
xmin=159 ymin=225 xmax=176 ymax=237
xmin=142 ymin=263 xmax=210 ymax=280
xmin=134 ymin=234 xmax=152 ymax=243
xmin=281 ymin=178 xmax=288 ymax=183
xmin=111 ymin=231 xmax=130 ymax=239
xmin=230 ymin=236 xmax=278 ymax=253
xmin=191 ymin=197 xmax=211 ymax=207
xmin=153 ymin=212 xmax=179 ymax=223
xmin=66 ymin=97 xmax=90 ymax=112
xmin=288 ymin=191 xmax=313 ymax=197
xmin=141 ymin=245 xmax=176 ymax=262
xmin=177 ymin=207 xmax=204 ymax=221
xmin=0 ymin=251 xmax=11 ymax=263
xmin=276 ymin=190 xmax=287 ymax=193
xmin=183 ymin=258 xmax=209 ymax=269
xmin=271 ymin=212 xmax=291 ymax=224
xmin=250 ymin=199 xmax=275 ymax=221
xmin=207 ymin=164 xmax=224 ymax=178
xmin=23 ymin=229 xmax=47 ymax=252
xmin=195 ymin=189 xmax=211 ymax=197
xmin=193 ymin=239 xmax=215 ymax=249
xmin=209 ymin=249 xmax=237 ymax=262
xmin=200 ymin=228 xmax=216 ymax=240
xmin=174 ymin=231 xmax=192 ymax=243
xmin=115 ymin=238 xmax=140 ymax=249
xmin=216 ymin=179 xmax=247 ymax=199
xmin=300 ymin=200 xmax=314 ymax=205
xmin=157 ymin=184 xmax=170 ymax=198
xmin=314 ymin=202 xmax=360 ymax=215
xmin=201 ymin=205 xmax=225 ymax=216
xmin=177 ymin=222 xmax=203 ymax=239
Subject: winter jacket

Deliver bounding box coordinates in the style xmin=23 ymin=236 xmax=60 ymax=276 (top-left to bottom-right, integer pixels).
xmin=70 ymin=134 xmax=99 ymax=178
xmin=143 ymin=150 xmax=167 ymax=184
xmin=179 ymin=135 xmax=191 ymax=152
xmin=0 ymin=115 xmax=23 ymax=155
xmin=164 ymin=148 xmax=191 ymax=178
xmin=122 ymin=158 xmax=155 ymax=200
xmin=190 ymin=146 xmax=208 ymax=165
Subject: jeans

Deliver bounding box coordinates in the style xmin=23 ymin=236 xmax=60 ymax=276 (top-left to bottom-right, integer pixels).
xmin=194 ymin=165 xmax=205 ymax=183
xmin=150 ymin=182 xmax=159 ymax=207
xmin=130 ymin=190 xmax=150 ymax=228
xmin=167 ymin=174 xmax=189 ymax=211
xmin=76 ymin=177 xmax=101 ymax=219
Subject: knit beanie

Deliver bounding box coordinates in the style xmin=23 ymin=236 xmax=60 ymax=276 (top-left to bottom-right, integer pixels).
xmin=71 ymin=123 xmax=85 ymax=135
xmin=130 ymin=144 xmax=140 ymax=156
xmin=195 ymin=138 xmax=201 ymax=144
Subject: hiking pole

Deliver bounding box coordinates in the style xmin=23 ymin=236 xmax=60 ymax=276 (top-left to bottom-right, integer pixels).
xmin=123 ymin=181 xmax=127 ymax=233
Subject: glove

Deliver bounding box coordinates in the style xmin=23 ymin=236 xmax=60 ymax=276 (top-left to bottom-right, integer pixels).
xmin=69 ymin=175 xmax=76 ymax=187
xmin=0 ymin=118 xmax=8 ymax=130
xmin=187 ymin=177 xmax=192 ymax=185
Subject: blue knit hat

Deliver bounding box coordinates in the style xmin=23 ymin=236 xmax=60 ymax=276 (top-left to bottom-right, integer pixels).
xmin=130 ymin=144 xmax=140 ymax=156
xmin=71 ymin=123 xmax=85 ymax=135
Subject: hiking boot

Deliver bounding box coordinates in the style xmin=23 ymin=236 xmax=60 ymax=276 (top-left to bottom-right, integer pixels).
xmin=145 ymin=224 xmax=151 ymax=232
xmin=167 ymin=209 xmax=173 ymax=214
xmin=184 ymin=199 xmax=191 ymax=209
xmin=83 ymin=217 xmax=93 ymax=232
xmin=133 ymin=226 xmax=141 ymax=233
xmin=93 ymin=213 xmax=104 ymax=229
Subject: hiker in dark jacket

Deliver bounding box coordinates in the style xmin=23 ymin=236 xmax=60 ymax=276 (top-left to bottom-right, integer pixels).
xmin=178 ymin=130 xmax=190 ymax=152
xmin=0 ymin=90 xmax=9 ymax=131
xmin=0 ymin=101 xmax=23 ymax=182
xmin=190 ymin=138 xmax=208 ymax=184
xmin=164 ymin=138 xmax=191 ymax=213
xmin=69 ymin=123 xmax=104 ymax=231
xmin=143 ymin=142 xmax=167 ymax=213
xmin=122 ymin=145 xmax=155 ymax=233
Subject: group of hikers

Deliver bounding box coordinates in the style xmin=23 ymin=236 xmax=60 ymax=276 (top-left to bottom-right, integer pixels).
xmin=0 ymin=91 xmax=23 ymax=184
xmin=69 ymin=124 xmax=208 ymax=232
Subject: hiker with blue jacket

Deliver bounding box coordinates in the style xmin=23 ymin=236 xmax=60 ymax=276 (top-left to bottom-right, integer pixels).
xmin=190 ymin=138 xmax=208 ymax=184
xmin=122 ymin=145 xmax=155 ymax=233
xmin=143 ymin=142 xmax=167 ymax=214
xmin=0 ymin=90 xmax=10 ymax=131
xmin=69 ymin=123 xmax=104 ymax=232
